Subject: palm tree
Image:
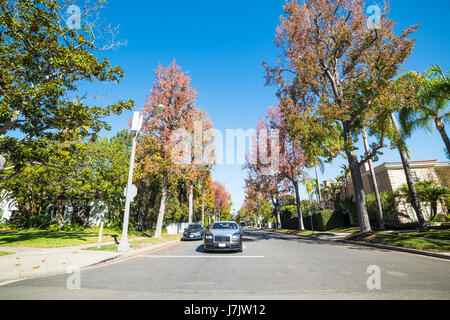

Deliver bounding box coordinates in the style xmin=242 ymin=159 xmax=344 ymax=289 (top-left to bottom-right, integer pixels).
xmin=390 ymin=73 xmax=429 ymax=232
xmin=303 ymin=179 xmax=313 ymax=206
xmin=416 ymin=180 xmax=450 ymax=221
xmin=399 ymin=64 xmax=450 ymax=154
xmin=339 ymin=163 xmax=355 ymax=225
xmin=396 ymin=180 xmax=450 ymax=222
xmin=306 ymin=157 xmax=325 ymax=208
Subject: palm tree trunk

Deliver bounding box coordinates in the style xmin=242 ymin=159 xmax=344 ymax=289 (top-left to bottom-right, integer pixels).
xmin=155 ymin=175 xmax=168 ymax=238
xmin=343 ymin=121 xmax=371 ymax=233
xmin=362 ymin=127 xmax=385 ymax=230
xmin=435 ymin=117 xmax=450 ymax=156
xmin=293 ymin=180 xmax=305 ymax=231
xmin=391 ymin=113 xmax=428 ymax=231
xmin=315 ymin=166 xmax=323 ymax=207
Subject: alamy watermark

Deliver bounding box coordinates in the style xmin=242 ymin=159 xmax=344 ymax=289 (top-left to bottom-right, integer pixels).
xmin=366 ymin=265 xmax=381 ymax=290
xmin=66 ymin=265 xmax=81 ymax=290
xmin=367 ymin=4 xmax=382 ymax=30
xmin=170 ymin=121 xmax=280 ymax=176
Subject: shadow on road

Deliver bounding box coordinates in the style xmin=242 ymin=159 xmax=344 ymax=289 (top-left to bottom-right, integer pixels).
xmin=242 ymin=229 xmax=390 ymax=252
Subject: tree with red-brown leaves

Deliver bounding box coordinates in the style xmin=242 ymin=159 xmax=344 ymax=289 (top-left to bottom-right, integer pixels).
xmin=264 ymin=0 xmax=418 ymax=232
xmin=213 ymin=181 xmax=232 ymax=221
xmin=136 ymin=60 xmax=197 ymax=238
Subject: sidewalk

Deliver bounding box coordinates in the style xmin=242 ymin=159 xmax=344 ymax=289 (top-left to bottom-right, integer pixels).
xmin=0 ymin=237 xmax=181 ymax=283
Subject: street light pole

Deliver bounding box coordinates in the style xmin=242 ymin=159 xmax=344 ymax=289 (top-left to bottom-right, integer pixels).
xmin=118 ymin=105 xmax=165 ymax=252
xmin=118 ymin=111 xmax=142 ymax=252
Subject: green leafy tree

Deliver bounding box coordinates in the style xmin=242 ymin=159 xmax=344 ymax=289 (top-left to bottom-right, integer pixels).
xmin=0 ymin=0 xmax=133 ymax=183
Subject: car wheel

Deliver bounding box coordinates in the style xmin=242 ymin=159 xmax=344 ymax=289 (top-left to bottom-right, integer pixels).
xmin=203 ymin=244 xmax=209 ymax=253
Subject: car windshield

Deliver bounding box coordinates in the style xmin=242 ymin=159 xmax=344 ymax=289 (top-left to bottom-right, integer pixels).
xmin=187 ymin=224 xmax=202 ymax=230
xmin=210 ymin=222 xmax=238 ymax=230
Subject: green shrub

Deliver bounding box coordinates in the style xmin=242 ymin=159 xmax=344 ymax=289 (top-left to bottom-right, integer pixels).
xmin=384 ymin=221 xmax=419 ymax=230
xmin=366 ymin=191 xmax=401 ymax=228
xmin=281 ymin=205 xmax=296 ymax=220
xmin=432 ymin=215 xmax=449 ymax=222
xmin=8 ymin=212 xmax=53 ymax=230
xmin=303 ymin=210 xmax=346 ymax=231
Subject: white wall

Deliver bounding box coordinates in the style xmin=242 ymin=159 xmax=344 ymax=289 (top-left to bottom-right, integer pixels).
xmin=165 ymin=222 xmax=189 ymax=235
xmin=0 ymin=196 xmax=109 ymax=226
xmin=0 ymin=193 xmax=17 ymax=222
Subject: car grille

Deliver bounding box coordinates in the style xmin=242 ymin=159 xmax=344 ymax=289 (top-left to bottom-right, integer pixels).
xmin=214 ymin=236 xmax=230 ymax=243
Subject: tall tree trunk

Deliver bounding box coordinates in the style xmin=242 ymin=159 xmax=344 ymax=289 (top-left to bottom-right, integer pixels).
xmin=362 ymin=127 xmax=385 ymax=231
xmin=391 ymin=113 xmax=428 ymax=231
xmin=293 ymin=180 xmax=305 ymax=231
xmin=188 ymin=183 xmax=194 ymax=224
xmin=271 ymin=195 xmax=282 ymax=229
xmin=343 ymin=179 xmax=355 ymax=225
xmin=201 ymin=191 xmax=205 ymax=226
xmin=435 ymin=117 xmax=450 ymax=156
xmin=315 ymin=166 xmax=323 ymax=207
xmin=56 ymin=197 xmax=64 ymax=228
xmin=343 ymin=121 xmax=371 ymax=233
xmin=155 ymin=175 xmax=168 ymax=238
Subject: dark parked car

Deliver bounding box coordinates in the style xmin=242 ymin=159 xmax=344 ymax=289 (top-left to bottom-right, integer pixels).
xmin=182 ymin=224 xmax=206 ymax=241
xmin=203 ymin=221 xmax=243 ymax=253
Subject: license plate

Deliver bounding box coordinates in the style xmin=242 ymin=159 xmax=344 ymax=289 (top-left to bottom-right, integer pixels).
xmin=190 ymin=235 xmax=194 ymax=238
xmin=218 ymin=243 xmax=226 ymax=248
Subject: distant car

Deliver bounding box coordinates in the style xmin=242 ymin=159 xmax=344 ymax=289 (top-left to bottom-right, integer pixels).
xmin=240 ymin=221 xmax=245 ymax=227
xmin=182 ymin=224 xmax=205 ymax=241
xmin=203 ymin=221 xmax=243 ymax=253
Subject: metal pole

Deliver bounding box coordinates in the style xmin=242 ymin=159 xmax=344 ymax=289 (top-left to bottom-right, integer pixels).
xmin=118 ymin=132 xmax=137 ymax=252
xmin=97 ymin=218 xmax=104 ymax=249
xmin=309 ymin=212 xmax=314 ymax=235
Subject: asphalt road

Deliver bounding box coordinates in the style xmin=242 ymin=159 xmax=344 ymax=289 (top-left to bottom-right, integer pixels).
xmin=1 ymin=228 xmax=449 ymax=299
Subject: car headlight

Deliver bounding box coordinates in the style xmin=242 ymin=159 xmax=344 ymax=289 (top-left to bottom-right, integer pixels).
xmin=232 ymin=233 xmax=240 ymax=240
xmin=205 ymin=234 xmax=213 ymax=239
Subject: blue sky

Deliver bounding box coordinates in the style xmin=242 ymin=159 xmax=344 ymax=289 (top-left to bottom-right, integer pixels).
xmin=86 ymin=0 xmax=450 ymax=212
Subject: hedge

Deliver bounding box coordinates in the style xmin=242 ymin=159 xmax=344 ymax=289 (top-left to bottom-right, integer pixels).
xmin=280 ymin=208 xmax=346 ymax=231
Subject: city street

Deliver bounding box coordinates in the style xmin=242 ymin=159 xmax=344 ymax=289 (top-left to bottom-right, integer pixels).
xmin=1 ymin=228 xmax=449 ymax=300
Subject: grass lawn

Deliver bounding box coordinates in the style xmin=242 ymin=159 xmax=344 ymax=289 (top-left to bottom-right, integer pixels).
xmin=0 ymin=251 xmax=15 ymax=256
xmin=84 ymin=234 xmax=182 ymax=252
xmin=327 ymin=227 xmax=360 ymax=234
xmin=0 ymin=228 xmax=150 ymax=248
xmin=396 ymin=229 xmax=450 ymax=241
xmin=344 ymin=229 xmax=450 ymax=253
xmin=365 ymin=232 xmax=450 ymax=253
xmin=264 ymin=228 xmax=336 ymax=236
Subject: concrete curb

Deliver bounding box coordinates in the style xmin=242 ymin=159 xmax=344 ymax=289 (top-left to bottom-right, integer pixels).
xmin=262 ymin=228 xmax=450 ymax=261
xmin=0 ymin=238 xmax=182 ymax=285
